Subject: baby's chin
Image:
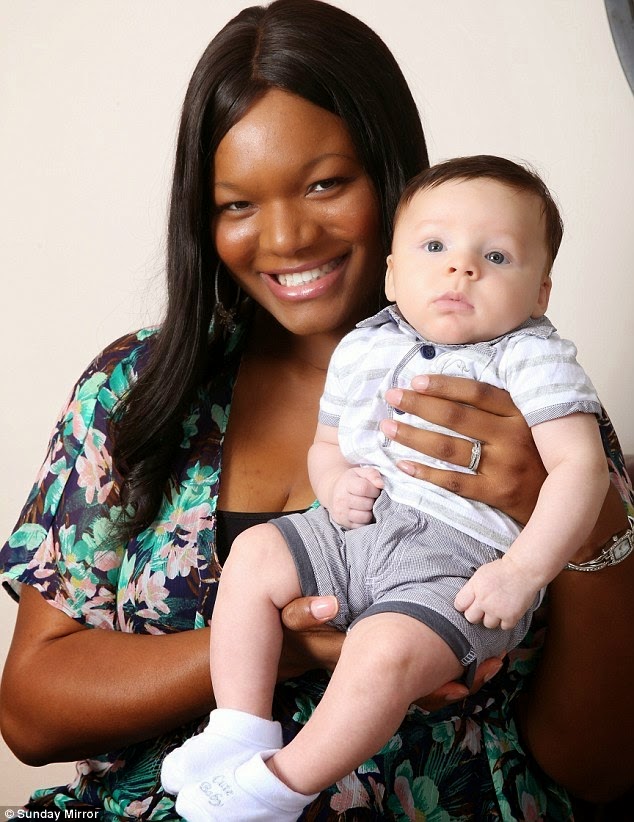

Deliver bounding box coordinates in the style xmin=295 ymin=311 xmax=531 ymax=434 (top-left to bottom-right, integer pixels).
xmin=413 ymin=319 xmax=491 ymax=346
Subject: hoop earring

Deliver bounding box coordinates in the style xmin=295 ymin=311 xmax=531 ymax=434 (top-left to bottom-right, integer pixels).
xmin=213 ymin=263 xmax=241 ymax=334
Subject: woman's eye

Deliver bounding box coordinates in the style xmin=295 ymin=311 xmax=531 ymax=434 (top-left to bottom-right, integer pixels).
xmin=222 ymin=201 xmax=252 ymax=212
xmin=485 ymin=251 xmax=508 ymax=265
xmin=425 ymin=240 xmax=444 ymax=252
xmin=311 ymin=178 xmax=341 ymax=193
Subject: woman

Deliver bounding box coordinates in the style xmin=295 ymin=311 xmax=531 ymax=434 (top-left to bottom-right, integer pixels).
xmin=1 ymin=1 xmax=632 ymax=819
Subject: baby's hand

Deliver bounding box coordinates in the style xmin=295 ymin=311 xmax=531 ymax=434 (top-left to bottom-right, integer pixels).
xmin=454 ymin=557 xmax=538 ymax=631
xmin=329 ymin=467 xmax=384 ymax=529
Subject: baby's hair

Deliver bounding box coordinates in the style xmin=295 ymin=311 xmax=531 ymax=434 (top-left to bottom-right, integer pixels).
xmin=395 ymin=155 xmax=564 ymax=274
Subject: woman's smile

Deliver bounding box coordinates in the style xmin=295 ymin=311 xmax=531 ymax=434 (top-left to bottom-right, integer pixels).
xmin=261 ymin=254 xmax=348 ymax=300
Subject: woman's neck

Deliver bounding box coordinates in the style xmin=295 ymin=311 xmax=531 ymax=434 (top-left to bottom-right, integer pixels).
xmin=246 ymin=308 xmax=345 ymax=372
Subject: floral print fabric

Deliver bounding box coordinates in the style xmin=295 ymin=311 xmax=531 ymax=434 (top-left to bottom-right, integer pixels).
xmin=2 ymin=327 xmax=632 ymax=821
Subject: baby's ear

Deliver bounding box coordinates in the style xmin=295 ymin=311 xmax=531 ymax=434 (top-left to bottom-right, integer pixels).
xmin=531 ymin=274 xmax=552 ymax=318
xmin=385 ymin=255 xmax=395 ymax=301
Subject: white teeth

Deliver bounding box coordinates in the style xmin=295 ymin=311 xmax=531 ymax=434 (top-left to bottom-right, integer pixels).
xmin=273 ymin=257 xmax=341 ymax=287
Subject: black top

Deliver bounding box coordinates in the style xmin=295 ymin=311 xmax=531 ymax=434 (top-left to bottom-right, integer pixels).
xmin=215 ymin=509 xmax=305 ymax=565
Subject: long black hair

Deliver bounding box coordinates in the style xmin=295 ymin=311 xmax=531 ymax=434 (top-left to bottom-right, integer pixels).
xmin=113 ymin=0 xmax=429 ymax=538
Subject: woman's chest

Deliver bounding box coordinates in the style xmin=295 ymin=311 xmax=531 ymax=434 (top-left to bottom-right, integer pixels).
xmin=218 ymin=356 xmax=324 ymax=512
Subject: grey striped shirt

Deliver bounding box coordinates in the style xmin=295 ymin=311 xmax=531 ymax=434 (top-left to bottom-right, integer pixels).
xmin=319 ymin=306 xmax=601 ymax=552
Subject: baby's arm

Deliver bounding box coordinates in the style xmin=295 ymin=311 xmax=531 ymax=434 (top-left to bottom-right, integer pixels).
xmin=308 ymin=422 xmax=383 ymax=529
xmin=455 ymin=412 xmax=610 ymax=630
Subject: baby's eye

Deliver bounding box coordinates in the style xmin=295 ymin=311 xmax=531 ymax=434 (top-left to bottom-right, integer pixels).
xmin=485 ymin=251 xmax=508 ymax=265
xmin=425 ymin=240 xmax=444 ymax=252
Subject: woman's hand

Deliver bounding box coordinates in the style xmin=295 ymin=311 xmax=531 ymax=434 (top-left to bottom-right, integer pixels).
xmin=279 ymin=596 xmax=344 ymax=679
xmin=381 ymin=375 xmax=547 ymax=525
xmin=413 ymin=656 xmax=505 ymax=712
xmin=280 ymin=595 xmax=506 ymax=708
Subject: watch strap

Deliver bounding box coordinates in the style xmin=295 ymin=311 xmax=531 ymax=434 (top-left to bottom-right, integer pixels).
xmin=566 ymin=516 xmax=634 ymax=572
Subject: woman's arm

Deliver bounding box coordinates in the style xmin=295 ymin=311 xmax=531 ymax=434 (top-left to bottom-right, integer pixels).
xmin=0 ymin=585 xmax=214 ymax=765
xmin=381 ymin=374 xmax=633 ymax=798
xmin=517 ymin=484 xmax=633 ymax=802
xmin=0 ymin=587 xmax=346 ymax=765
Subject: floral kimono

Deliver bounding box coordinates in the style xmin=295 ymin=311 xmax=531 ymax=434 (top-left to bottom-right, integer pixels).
xmin=2 ymin=325 xmax=632 ymax=820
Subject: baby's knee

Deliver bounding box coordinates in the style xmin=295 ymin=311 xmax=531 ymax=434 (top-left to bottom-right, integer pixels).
xmin=223 ymin=524 xmax=273 ymax=572
xmin=348 ymin=611 xmax=462 ymax=691
xmin=349 ymin=614 xmax=419 ymax=673
xmin=228 ymin=524 xmax=294 ymax=577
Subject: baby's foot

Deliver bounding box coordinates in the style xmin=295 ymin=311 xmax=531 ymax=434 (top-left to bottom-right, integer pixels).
xmin=175 ymin=750 xmax=318 ymax=822
xmin=160 ymin=708 xmax=283 ymax=796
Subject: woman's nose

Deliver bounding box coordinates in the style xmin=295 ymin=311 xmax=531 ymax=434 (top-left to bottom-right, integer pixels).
xmin=259 ymin=201 xmax=320 ymax=257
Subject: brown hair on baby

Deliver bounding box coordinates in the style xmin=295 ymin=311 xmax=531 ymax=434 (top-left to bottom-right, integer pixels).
xmin=395 ymin=155 xmax=564 ymax=275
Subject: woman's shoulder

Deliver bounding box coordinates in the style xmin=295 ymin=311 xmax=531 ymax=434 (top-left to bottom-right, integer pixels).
xmin=27 ymin=327 xmax=161 ymax=478
xmin=82 ymin=327 xmax=159 ymax=381
xmin=67 ymin=327 xmax=159 ymax=412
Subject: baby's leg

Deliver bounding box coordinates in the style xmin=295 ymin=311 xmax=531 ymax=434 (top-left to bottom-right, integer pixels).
xmin=269 ymin=611 xmax=463 ymax=795
xmin=161 ymin=523 xmax=302 ymax=796
xmin=211 ymin=522 xmax=303 ymax=716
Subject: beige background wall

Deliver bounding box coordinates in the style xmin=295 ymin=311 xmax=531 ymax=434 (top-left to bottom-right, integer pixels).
xmin=1 ymin=0 xmax=632 ymax=805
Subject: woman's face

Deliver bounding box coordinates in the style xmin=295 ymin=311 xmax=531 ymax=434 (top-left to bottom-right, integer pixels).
xmin=212 ymin=88 xmax=384 ymax=339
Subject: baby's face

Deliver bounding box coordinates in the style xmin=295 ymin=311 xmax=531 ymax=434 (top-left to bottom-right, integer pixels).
xmin=385 ymin=178 xmax=552 ymax=344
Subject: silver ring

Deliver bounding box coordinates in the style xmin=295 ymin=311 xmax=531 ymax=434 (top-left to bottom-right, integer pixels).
xmin=468 ymin=440 xmax=482 ymax=472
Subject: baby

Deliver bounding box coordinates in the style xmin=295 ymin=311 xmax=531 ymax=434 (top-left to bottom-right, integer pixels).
xmin=162 ymin=155 xmax=609 ymax=821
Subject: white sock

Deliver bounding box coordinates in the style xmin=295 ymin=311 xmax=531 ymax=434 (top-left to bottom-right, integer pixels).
xmin=175 ymin=750 xmax=318 ymax=822
xmin=236 ymin=750 xmax=319 ymax=814
xmin=161 ymin=708 xmax=283 ymax=796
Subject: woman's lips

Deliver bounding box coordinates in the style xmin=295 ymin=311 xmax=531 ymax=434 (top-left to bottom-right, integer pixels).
xmin=261 ymin=255 xmax=347 ymax=300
